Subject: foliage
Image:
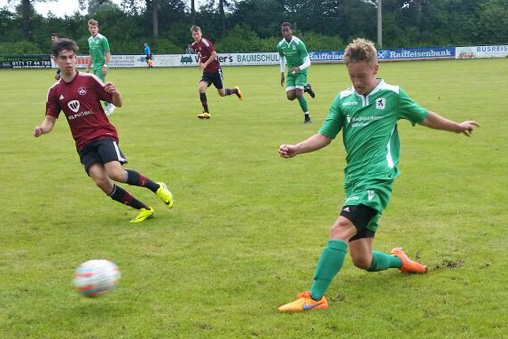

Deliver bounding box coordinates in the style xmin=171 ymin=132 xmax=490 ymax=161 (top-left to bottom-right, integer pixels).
xmin=1 ymin=0 xmax=508 ymax=54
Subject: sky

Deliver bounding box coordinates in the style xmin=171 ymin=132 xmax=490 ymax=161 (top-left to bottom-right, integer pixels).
xmin=0 ymin=0 xmax=124 ymax=17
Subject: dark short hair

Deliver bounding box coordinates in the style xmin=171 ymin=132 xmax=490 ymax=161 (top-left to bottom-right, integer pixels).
xmin=281 ymin=22 xmax=293 ymax=30
xmin=50 ymin=33 xmax=59 ymax=38
xmin=51 ymin=38 xmax=79 ymax=57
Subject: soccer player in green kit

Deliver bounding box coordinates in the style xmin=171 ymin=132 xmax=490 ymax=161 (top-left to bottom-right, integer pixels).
xmin=277 ymin=38 xmax=479 ymax=312
xmin=86 ymin=18 xmax=115 ymax=116
xmin=276 ymin=22 xmax=315 ymax=124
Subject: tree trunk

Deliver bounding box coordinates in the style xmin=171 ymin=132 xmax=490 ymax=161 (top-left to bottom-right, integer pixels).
xmin=219 ymin=0 xmax=226 ymax=36
xmin=22 ymin=0 xmax=31 ymax=38
xmin=151 ymin=1 xmax=159 ymax=39
xmin=191 ymin=0 xmax=196 ymax=24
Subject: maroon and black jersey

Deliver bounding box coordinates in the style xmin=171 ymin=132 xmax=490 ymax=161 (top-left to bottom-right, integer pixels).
xmin=191 ymin=38 xmax=220 ymax=73
xmin=45 ymin=71 xmax=118 ymax=150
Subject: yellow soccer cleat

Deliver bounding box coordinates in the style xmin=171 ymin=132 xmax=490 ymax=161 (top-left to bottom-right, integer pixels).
xmin=391 ymin=247 xmax=428 ymax=274
xmin=234 ymin=86 xmax=243 ymax=101
xmin=156 ymin=182 xmax=174 ymax=209
xmin=278 ymin=293 xmax=328 ymax=313
xmin=197 ymin=112 xmax=211 ymax=119
xmin=130 ymin=207 xmax=154 ymax=223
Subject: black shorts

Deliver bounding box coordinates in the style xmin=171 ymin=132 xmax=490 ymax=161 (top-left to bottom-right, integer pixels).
xmin=200 ymin=68 xmax=224 ymax=89
xmin=145 ymin=53 xmax=153 ymax=61
xmin=340 ymin=204 xmax=378 ymax=241
xmin=78 ymin=139 xmax=128 ymax=173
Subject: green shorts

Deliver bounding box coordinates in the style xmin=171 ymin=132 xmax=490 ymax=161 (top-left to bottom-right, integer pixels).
xmin=286 ymin=71 xmax=307 ymax=90
xmin=92 ymin=66 xmax=107 ymax=82
xmin=343 ymin=179 xmax=394 ymax=232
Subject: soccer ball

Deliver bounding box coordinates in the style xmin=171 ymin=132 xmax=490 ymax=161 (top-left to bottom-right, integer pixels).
xmin=73 ymin=260 xmax=120 ymax=297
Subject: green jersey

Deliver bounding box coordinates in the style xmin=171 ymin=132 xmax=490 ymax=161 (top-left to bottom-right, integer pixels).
xmin=319 ymin=79 xmax=428 ymax=186
xmin=276 ymin=36 xmax=309 ymax=74
xmin=88 ymin=33 xmax=110 ymax=68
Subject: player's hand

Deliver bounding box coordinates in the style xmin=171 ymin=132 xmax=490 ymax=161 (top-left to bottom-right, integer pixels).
xmin=279 ymin=144 xmax=297 ymax=158
xmin=280 ymin=73 xmax=285 ymax=86
xmin=457 ymin=120 xmax=479 ymax=137
xmin=34 ymin=126 xmax=43 ymax=137
xmin=104 ymin=82 xmax=119 ymax=95
xmin=198 ymin=63 xmax=205 ymax=71
xmin=290 ymin=67 xmax=299 ymax=75
xmin=101 ymin=66 xmax=107 ymax=75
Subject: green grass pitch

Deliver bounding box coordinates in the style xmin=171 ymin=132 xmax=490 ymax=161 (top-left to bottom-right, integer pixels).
xmin=0 ymin=59 xmax=507 ymax=338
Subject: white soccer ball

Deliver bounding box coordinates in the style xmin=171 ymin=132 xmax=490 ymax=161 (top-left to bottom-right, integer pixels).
xmin=73 ymin=259 xmax=120 ymax=297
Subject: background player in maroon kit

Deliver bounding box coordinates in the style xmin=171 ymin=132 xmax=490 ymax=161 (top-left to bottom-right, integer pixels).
xmin=34 ymin=38 xmax=174 ymax=223
xmin=190 ymin=25 xmax=243 ymax=119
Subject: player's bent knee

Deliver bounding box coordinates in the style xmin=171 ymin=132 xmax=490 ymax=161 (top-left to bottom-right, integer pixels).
xmin=351 ymin=256 xmax=372 ymax=270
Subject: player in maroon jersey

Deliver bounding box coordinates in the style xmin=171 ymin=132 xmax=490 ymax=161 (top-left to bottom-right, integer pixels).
xmin=190 ymin=25 xmax=243 ymax=119
xmin=34 ymin=38 xmax=174 ymax=223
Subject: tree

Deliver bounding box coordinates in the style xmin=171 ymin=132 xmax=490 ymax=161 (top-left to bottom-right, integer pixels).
xmin=190 ymin=0 xmax=196 ymax=24
xmin=7 ymin=0 xmax=56 ymax=38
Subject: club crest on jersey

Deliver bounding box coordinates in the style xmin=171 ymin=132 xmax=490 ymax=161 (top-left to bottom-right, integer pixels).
xmin=376 ymin=98 xmax=386 ymax=110
xmin=78 ymin=87 xmax=87 ymax=96
xmin=68 ymin=100 xmax=80 ymax=113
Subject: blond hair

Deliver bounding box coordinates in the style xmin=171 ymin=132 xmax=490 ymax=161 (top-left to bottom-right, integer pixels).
xmin=343 ymin=38 xmax=378 ymax=66
xmin=88 ymin=18 xmax=99 ymax=26
xmin=190 ymin=25 xmax=201 ymax=33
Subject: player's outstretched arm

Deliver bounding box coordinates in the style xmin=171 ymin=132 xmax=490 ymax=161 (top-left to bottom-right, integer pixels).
xmin=420 ymin=111 xmax=479 ymax=137
xmin=34 ymin=115 xmax=56 ymax=137
xmin=279 ymin=134 xmax=332 ymax=158
xmin=104 ymin=82 xmax=123 ymax=107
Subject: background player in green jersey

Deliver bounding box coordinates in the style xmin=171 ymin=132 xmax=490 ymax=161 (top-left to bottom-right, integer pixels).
xmin=86 ymin=18 xmax=115 ymax=116
xmin=276 ymin=22 xmax=315 ymax=124
xmin=277 ymin=38 xmax=479 ymax=313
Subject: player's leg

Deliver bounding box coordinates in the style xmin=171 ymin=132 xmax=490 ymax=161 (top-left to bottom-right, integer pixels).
xmin=295 ymin=73 xmax=311 ymax=123
xmin=285 ymin=73 xmax=296 ymax=101
xmin=87 ymin=162 xmax=153 ymax=222
xmin=277 ymin=215 xmax=355 ymax=313
xmin=304 ymin=83 xmax=316 ymax=98
xmin=214 ymin=69 xmax=242 ymax=100
xmin=97 ymin=139 xmax=174 ymax=209
xmin=197 ymin=75 xmax=211 ymax=119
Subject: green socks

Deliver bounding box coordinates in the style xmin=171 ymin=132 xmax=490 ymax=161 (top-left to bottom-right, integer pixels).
xmin=296 ymin=95 xmax=308 ymax=113
xmin=367 ymin=251 xmax=402 ymax=272
xmin=310 ymin=240 xmax=348 ymax=300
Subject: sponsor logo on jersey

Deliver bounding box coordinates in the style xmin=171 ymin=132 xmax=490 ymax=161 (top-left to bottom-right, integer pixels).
xmin=343 ymin=101 xmax=358 ymax=106
xmin=376 ymin=98 xmax=386 ymax=109
xmin=78 ymin=87 xmax=87 ymax=96
xmin=68 ymin=100 xmax=80 ymax=113
xmin=59 ymin=94 xmax=65 ymax=101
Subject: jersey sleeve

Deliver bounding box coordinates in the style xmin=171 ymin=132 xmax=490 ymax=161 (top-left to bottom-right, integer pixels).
xmin=204 ymin=39 xmax=215 ymax=54
xmin=298 ymin=40 xmax=309 ymax=58
xmin=102 ymin=36 xmax=110 ymax=53
xmin=318 ymin=95 xmax=344 ymax=139
xmin=276 ymin=43 xmax=283 ymax=57
xmin=45 ymin=86 xmax=61 ymax=118
xmin=91 ymin=76 xmax=113 ymax=102
xmin=397 ymin=88 xmax=428 ymax=125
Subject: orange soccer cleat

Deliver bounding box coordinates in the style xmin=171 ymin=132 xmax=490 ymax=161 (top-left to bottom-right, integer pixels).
xmin=391 ymin=247 xmax=428 ymax=274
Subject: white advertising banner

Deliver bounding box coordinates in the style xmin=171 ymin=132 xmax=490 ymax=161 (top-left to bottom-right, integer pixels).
xmin=456 ymin=45 xmax=508 ymax=59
